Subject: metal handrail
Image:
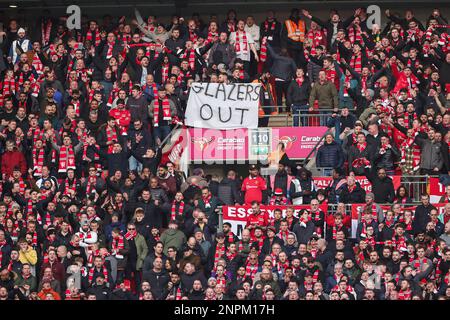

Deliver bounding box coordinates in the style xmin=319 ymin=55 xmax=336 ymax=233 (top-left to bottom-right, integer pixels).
xmin=302 ymin=128 xmax=332 ymax=166
xmin=159 ymin=123 xmax=181 ymax=149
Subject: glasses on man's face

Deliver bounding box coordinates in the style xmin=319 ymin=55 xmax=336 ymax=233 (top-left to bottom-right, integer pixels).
xmin=127 ymin=228 xmax=135 ymax=231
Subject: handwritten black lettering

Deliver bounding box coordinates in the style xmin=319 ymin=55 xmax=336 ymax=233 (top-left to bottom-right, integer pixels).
xmin=204 ymin=82 xmax=214 ymax=97
xmin=200 ymin=104 xmax=213 ymax=120
xmin=245 ymin=85 xmax=254 ymax=101
xmin=253 ymin=85 xmax=261 ymax=101
xmin=218 ymin=107 xmax=232 ymax=123
xmin=215 ymin=83 xmax=226 ymax=101
xmin=237 ymin=84 xmax=245 ymax=101
xmin=227 ymin=83 xmax=236 ymax=101
xmin=235 ymin=108 xmax=249 ymax=124
xmin=191 ymin=83 xmax=203 ymax=94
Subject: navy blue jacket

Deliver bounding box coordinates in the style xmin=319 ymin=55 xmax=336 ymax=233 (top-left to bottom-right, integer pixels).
xmin=316 ymin=141 xmax=345 ymax=168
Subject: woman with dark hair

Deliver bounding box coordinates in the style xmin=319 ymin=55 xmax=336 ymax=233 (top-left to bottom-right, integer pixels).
xmin=394 ymin=185 xmax=412 ymax=204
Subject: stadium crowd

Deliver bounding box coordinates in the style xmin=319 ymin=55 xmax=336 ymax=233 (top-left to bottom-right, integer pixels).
xmin=0 ymin=4 xmax=449 ymax=301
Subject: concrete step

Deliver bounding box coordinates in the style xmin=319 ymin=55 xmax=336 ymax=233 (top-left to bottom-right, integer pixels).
xmin=268 ymin=113 xmax=293 ymax=127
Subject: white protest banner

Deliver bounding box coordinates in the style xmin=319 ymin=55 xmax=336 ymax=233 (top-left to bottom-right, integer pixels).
xmin=185 ymin=82 xmax=261 ymax=129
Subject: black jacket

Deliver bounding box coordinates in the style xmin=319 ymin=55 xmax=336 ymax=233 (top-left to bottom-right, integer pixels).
xmin=266 ymin=44 xmax=297 ymax=81
xmin=286 ymin=78 xmax=311 ymax=106
xmin=348 ymin=143 xmax=375 ymax=175
xmin=311 ymin=15 xmax=356 ymax=48
xmin=374 ymin=144 xmax=400 ymax=171
xmin=365 ymin=169 xmax=395 ymax=204
xmin=316 ymin=141 xmax=345 ymax=168
xmin=143 ymin=269 xmax=170 ymax=300
xmin=413 ymin=204 xmax=436 ymax=235
xmin=339 ymin=182 xmax=366 ymax=204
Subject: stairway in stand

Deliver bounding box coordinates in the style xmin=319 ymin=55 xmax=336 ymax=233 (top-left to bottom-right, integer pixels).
xmin=268 ymin=112 xmax=293 ymax=127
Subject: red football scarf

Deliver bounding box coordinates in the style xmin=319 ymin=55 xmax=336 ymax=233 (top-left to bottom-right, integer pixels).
xmin=88 ymin=265 xmax=108 ymax=284
xmin=106 ymin=125 xmax=118 ymax=154
xmin=112 ymin=235 xmax=124 ymax=252
xmin=170 ymin=200 xmax=184 ymax=221
xmin=153 ymin=98 xmax=171 ymax=127
xmin=182 ymin=49 xmax=196 ymax=70
xmin=106 ymin=42 xmax=114 ymax=59
xmin=245 ymin=261 xmax=258 ymax=279
xmin=235 ymin=31 xmax=248 ymax=54
xmin=161 ymin=63 xmax=169 ymax=83
xmin=356 ymin=142 xmax=367 ymax=152
xmin=213 ymin=243 xmax=226 ymax=271
xmin=348 ymin=25 xmax=363 ymax=45
xmin=260 ymin=37 xmax=268 ymax=62
xmin=32 ymin=146 xmax=45 ymax=175
xmin=86 ymin=28 xmax=101 ymax=46
xmin=350 ymin=52 xmax=362 ymax=74
xmin=41 ymin=20 xmax=52 ymax=46
xmin=58 ymin=145 xmax=76 ymax=173
xmin=125 ymin=230 xmax=137 ymax=241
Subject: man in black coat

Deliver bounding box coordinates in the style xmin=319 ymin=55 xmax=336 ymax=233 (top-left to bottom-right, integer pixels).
xmin=364 ymin=167 xmax=395 ymax=204
xmin=260 ymin=226 xmax=284 ymax=257
xmin=413 ymin=194 xmax=437 ymax=235
xmin=293 ymin=210 xmax=315 ymax=244
xmin=143 ymin=257 xmax=169 ymax=300
xmin=302 ymin=8 xmax=357 ymax=49
xmin=135 ymin=189 xmax=160 ymax=229
xmin=348 ymin=132 xmax=375 ymax=176
xmin=316 ymin=134 xmax=345 ymax=169
xmin=339 ymin=176 xmax=366 ymax=204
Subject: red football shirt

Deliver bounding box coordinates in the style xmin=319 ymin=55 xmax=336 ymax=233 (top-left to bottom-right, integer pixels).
xmin=241 ymin=175 xmax=267 ymax=205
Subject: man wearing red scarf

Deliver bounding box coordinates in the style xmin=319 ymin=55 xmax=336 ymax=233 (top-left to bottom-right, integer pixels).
xmin=148 ymin=88 xmax=177 ymax=146
xmin=245 ymin=201 xmax=269 ymax=240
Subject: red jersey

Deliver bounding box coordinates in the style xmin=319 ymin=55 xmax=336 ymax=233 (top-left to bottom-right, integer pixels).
xmin=246 ymin=211 xmax=270 ymax=239
xmin=241 ymin=176 xmax=267 ymax=205
xmin=109 ymin=108 xmax=131 ymax=134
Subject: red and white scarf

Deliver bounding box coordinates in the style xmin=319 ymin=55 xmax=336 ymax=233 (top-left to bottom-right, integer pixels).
xmin=161 ymin=63 xmax=169 ymax=83
xmin=182 ymin=49 xmax=196 ymax=70
xmin=112 ymin=235 xmax=124 ymax=252
xmin=106 ymin=125 xmax=118 ymax=153
xmin=245 ymin=262 xmax=258 ymax=280
xmin=58 ymin=145 xmax=76 ymax=173
xmin=106 ymin=42 xmax=115 ymax=59
xmin=350 ymin=52 xmax=362 ymax=74
xmin=213 ymin=243 xmax=226 ymax=271
xmin=170 ymin=201 xmax=184 ymax=221
xmin=41 ymin=20 xmax=52 ymax=46
xmin=88 ymin=265 xmax=108 ymax=284
xmin=125 ymin=230 xmax=137 ymax=241
xmin=348 ymin=25 xmax=363 ymax=45
xmin=32 ymin=146 xmax=45 ymax=176
xmin=234 ymin=31 xmax=248 ymax=54
xmin=153 ymin=98 xmax=171 ymax=127
xmin=32 ymin=53 xmax=44 ymax=75
xmin=86 ymin=28 xmax=101 ymax=46
xmin=260 ymin=37 xmax=268 ymax=62
xmin=356 ymin=142 xmax=367 ymax=152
